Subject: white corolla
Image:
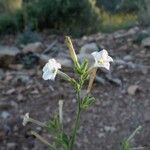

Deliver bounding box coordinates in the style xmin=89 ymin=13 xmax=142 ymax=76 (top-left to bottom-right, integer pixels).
xmin=23 ymin=113 xmax=30 ymax=126
xmin=42 ymin=59 xmax=61 ymax=80
xmin=91 ymin=49 xmax=113 ymax=70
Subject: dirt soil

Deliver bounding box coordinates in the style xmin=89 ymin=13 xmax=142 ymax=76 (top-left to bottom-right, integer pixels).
xmin=0 ymin=28 xmax=150 ymax=150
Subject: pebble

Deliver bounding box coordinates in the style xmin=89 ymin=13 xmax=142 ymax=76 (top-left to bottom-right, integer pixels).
xmin=104 ymin=126 xmax=116 ymax=133
xmin=80 ymin=43 xmax=99 ymax=54
xmin=1 ymin=111 xmax=10 ymax=119
xmin=123 ymin=55 xmax=133 ymax=61
xmin=127 ymin=85 xmax=140 ymax=95
xmin=98 ymin=132 xmax=105 ymax=138
xmin=144 ymin=111 xmax=150 ymax=122
xmin=7 ymin=142 xmax=17 ymax=149
xmin=23 ymin=42 xmax=44 ymax=53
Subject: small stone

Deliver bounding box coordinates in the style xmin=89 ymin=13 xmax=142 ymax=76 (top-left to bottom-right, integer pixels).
xmin=14 ymin=75 xmax=30 ymax=84
xmin=123 ymin=55 xmax=133 ymax=61
xmin=83 ymin=136 xmax=89 ymax=143
xmin=141 ymin=37 xmax=150 ymax=47
xmin=22 ymin=146 xmax=29 ymax=150
xmin=17 ymin=94 xmax=24 ymax=102
xmin=1 ymin=111 xmax=10 ymax=119
xmin=80 ymin=43 xmax=99 ymax=54
xmin=104 ymin=126 xmax=116 ymax=133
xmin=23 ymin=42 xmax=44 ymax=53
xmin=127 ymin=85 xmax=140 ymax=95
xmin=102 ymin=100 xmax=111 ymax=107
xmin=95 ymin=76 xmax=106 ymax=85
xmin=7 ymin=142 xmax=17 ymax=149
xmin=56 ymin=57 xmax=72 ymax=68
xmin=144 ymin=111 xmax=150 ymax=122
xmin=106 ymin=74 xmax=122 ymax=86
xmin=0 ymin=46 xmax=20 ymax=56
xmin=98 ymin=132 xmax=105 ymax=138
xmin=6 ymin=88 xmax=16 ymax=95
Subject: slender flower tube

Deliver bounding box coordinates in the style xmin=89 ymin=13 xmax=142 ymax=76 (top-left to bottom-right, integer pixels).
xmin=22 ymin=113 xmax=46 ymax=127
xmin=42 ymin=58 xmax=61 ymax=80
xmin=91 ymin=49 xmax=113 ymax=70
xmin=58 ymin=100 xmax=64 ymax=126
xmin=31 ymin=131 xmax=54 ymax=148
xmin=57 ymin=70 xmax=72 ymax=82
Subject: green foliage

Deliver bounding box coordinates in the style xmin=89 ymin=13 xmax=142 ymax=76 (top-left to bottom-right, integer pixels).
xmin=0 ymin=0 xmax=22 ymax=11
xmin=116 ymin=0 xmax=140 ymax=13
xmin=97 ymin=0 xmax=121 ymax=13
xmin=80 ymin=95 xmax=95 ymax=110
xmin=47 ymin=115 xmax=60 ymax=133
xmin=47 ymin=116 xmax=70 ymax=149
xmin=98 ymin=6 xmax=137 ymax=33
xmin=0 ymin=0 xmax=5 ymax=13
xmin=97 ymin=0 xmax=140 ymax=13
xmin=120 ymin=140 xmax=130 ymax=150
xmin=138 ymin=0 xmax=150 ymax=26
xmin=0 ymin=0 xmax=101 ymax=36
xmin=0 ymin=10 xmax=23 ymax=34
xmin=24 ymin=0 xmax=101 ymax=37
xmin=120 ymin=126 xmax=142 ymax=150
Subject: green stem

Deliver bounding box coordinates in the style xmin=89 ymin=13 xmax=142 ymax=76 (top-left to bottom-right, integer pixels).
xmin=127 ymin=126 xmax=142 ymax=142
xmin=69 ymin=92 xmax=81 ymax=150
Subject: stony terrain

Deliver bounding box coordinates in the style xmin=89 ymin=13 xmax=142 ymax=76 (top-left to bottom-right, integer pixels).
xmin=0 ymin=26 xmax=150 ymax=150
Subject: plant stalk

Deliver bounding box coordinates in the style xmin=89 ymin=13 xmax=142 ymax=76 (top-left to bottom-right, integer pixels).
xmin=69 ymin=92 xmax=81 ymax=150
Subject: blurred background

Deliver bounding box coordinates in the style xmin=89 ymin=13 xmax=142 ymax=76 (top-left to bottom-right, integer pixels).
xmin=0 ymin=0 xmax=149 ymax=36
xmin=0 ymin=0 xmax=150 ymax=150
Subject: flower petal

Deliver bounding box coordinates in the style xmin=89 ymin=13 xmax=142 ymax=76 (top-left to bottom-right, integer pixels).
xmin=100 ymin=49 xmax=108 ymax=60
xmin=42 ymin=70 xmax=53 ymax=80
xmin=103 ymin=62 xmax=110 ymax=70
xmin=107 ymin=56 xmax=113 ymax=62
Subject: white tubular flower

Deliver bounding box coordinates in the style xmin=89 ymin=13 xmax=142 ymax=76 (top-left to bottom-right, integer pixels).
xmin=23 ymin=113 xmax=30 ymax=126
xmin=59 ymin=100 xmax=63 ymax=125
xmin=91 ymin=49 xmax=113 ymax=70
xmin=42 ymin=59 xmax=61 ymax=80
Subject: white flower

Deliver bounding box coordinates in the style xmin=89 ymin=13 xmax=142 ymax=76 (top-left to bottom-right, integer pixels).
xmin=23 ymin=113 xmax=30 ymax=126
xmin=42 ymin=59 xmax=61 ymax=80
xmin=91 ymin=49 xmax=113 ymax=70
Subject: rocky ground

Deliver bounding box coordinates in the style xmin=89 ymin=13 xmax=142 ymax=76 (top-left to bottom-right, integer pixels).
xmin=0 ymin=26 xmax=150 ymax=150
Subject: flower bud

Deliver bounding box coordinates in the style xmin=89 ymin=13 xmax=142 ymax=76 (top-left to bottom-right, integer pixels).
xmin=65 ymin=36 xmax=78 ymax=65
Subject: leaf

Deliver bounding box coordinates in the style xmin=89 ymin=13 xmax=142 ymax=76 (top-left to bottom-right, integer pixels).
xmin=80 ymin=95 xmax=95 ymax=110
xmin=47 ymin=115 xmax=60 ymax=132
xmin=120 ymin=140 xmax=130 ymax=150
xmin=61 ymin=132 xmax=70 ymax=147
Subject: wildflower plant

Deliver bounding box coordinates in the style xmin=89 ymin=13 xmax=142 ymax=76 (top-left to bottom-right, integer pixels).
xmin=23 ymin=36 xmax=113 ymax=150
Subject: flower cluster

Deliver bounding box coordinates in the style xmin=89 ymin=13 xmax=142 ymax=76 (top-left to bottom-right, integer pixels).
xmin=42 ymin=49 xmax=113 ymax=81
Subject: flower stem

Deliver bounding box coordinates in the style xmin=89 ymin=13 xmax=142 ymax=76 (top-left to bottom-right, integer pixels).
xmin=87 ymin=68 xmax=97 ymax=94
xmin=69 ymin=92 xmax=81 ymax=150
xmin=127 ymin=126 xmax=142 ymax=142
xmin=31 ymin=131 xmax=56 ymax=150
xmin=29 ymin=118 xmax=47 ymax=128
